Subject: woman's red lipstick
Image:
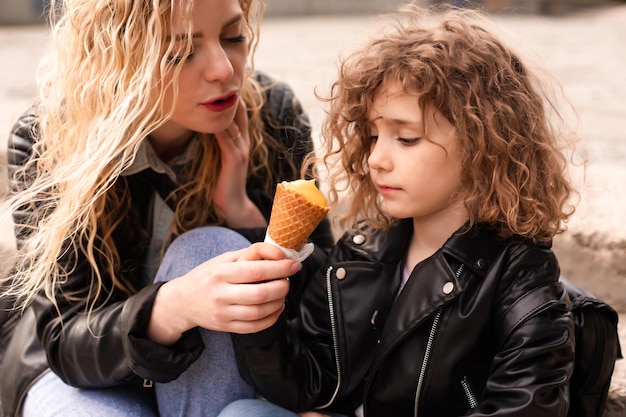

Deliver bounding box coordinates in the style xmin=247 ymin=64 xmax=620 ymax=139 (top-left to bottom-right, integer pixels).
xmin=201 ymin=92 xmax=238 ymax=112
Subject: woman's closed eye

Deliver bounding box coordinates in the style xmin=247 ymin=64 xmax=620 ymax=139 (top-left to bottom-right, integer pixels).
xmin=167 ymin=53 xmax=192 ymax=64
xmin=223 ymin=34 xmax=246 ymax=44
xmin=167 ymin=47 xmax=195 ymax=65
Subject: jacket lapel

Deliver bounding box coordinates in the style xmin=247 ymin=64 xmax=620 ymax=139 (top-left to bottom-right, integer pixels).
xmin=375 ymin=252 xmax=463 ymax=355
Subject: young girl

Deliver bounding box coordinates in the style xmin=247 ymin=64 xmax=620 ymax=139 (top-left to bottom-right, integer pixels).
xmin=0 ymin=0 xmax=331 ymax=416
xmin=223 ymin=5 xmax=578 ymax=417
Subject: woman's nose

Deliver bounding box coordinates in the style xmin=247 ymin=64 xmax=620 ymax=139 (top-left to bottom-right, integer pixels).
xmin=202 ymin=46 xmax=234 ymax=83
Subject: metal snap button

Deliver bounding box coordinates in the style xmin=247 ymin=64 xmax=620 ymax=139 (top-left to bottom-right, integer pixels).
xmin=442 ymin=281 xmax=454 ymax=294
xmin=336 ymin=267 xmax=346 ymax=280
xmin=352 ymin=234 xmax=366 ymax=245
xmin=476 ymin=258 xmax=488 ymax=269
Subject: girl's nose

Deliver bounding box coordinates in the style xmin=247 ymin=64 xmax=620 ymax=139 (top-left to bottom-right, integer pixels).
xmin=202 ymin=46 xmax=234 ymax=83
xmin=367 ymin=137 xmax=392 ymax=172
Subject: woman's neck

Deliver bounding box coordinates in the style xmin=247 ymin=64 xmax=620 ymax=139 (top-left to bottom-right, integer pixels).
xmin=148 ymin=126 xmax=195 ymax=162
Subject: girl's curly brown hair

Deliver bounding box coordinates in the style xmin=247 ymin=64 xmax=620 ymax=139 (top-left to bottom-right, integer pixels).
xmin=316 ymin=4 xmax=578 ymax=242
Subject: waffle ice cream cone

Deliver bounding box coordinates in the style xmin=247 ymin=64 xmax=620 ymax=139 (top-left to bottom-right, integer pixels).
xmin=267 ymin=180 xmax=329 ymax=251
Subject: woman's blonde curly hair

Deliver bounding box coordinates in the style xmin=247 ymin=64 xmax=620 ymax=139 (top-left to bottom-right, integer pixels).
xmin=316 ymin=4 xmax=579 ymax=242
xmin=3 ymin=0 xmax=281 ymax=310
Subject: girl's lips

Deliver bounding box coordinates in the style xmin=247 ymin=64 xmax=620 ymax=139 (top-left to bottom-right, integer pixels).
xmin=376 ymin=183 xmax=401 ymax=195
xmin=200 ymin=92 xmax=238 ymax=112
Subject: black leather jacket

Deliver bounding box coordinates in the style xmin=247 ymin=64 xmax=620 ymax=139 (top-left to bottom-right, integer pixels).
xmin=0 ymin=73 xmax=334 ymax=417
xmin=233 ymin=219 xmax=575 ymax=417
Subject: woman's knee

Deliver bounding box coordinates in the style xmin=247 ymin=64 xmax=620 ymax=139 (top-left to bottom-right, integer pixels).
xmin=168 ymin=227 xmax=250 ymax=256
xmin=155 ymin=226 xmax=250 ymax=282
xmin=23 ymin=372 xmax=157 ymax=417
xmin=218 ymin=399 xmax=299 ymax=417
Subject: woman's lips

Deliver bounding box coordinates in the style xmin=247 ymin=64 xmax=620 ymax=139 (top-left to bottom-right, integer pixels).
xmin=200 ymin=92 xmax=238 ymax=112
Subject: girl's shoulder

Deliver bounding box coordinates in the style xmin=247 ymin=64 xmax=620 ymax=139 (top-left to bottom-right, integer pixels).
xmin=443 ymin=224 xmax=556 ymax=270
xmin=442 ymin=224 xmax=559 ymax=295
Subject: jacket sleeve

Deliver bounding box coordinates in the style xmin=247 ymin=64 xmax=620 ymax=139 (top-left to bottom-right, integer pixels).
xmin=470 ymin=244 xmax=575 ymax=417
xmin=232 ymin=251 xmax=340 ymax=412
xmin=7 ymin=108 xmax=205 ymax=388
xmin=255 ymin=70 xmax=312 ymax=174
xmin=227 ymin=73 xmax=334 ymax=404
xmin=32 ymin=281 xmax=204 ymax=387
xmin=230 ymin=74 xmax=338 ymax=409
xmin=7 ymin=105 xmax=40 ymax=245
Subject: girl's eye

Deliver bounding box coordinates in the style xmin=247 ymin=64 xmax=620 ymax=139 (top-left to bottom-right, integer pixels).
xmin=398 ymin=137 xmax=419 ymax=145
xmin=368 ymin=135 xmax=379 ymax=143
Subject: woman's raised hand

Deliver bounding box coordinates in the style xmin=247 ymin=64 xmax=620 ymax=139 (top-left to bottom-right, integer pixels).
xmin=213 ymin=99 xmax=267 ymax=228
xmin=148 ymin=243 xmax=301 ymax=346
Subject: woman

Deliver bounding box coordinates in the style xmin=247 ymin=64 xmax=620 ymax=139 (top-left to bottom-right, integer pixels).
xmin=0 ymin=0 xmax=332 ymax=416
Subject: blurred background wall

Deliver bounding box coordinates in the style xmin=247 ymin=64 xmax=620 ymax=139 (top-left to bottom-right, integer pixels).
xmin=0 ymin=0 xmax=45 ymax=25
xmin=261 ymin=0 xmax=618 ymax=15
xmin=0 ymin=0 xmax=621 ymax=25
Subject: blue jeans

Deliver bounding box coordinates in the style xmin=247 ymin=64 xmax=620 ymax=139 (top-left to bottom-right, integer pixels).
xmin=218 ymin=399 xmax=349 ymax=417
xmin=154 ymin=227 xmax=256 ymax=417
xmin=23 ymin=227 xmax=255 ymax=417
xmin=22 ymin=371 xmax=158 ymax=417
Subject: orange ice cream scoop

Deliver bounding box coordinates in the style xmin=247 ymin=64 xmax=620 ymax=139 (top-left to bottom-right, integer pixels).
xmin=267 ymin=180 xmax=329 ymax=251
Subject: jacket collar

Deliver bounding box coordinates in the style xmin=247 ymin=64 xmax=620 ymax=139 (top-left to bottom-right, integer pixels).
xmin=370 ymin=222 xmax=504 ymax=355
xmin=443 ymin=224 xmax=508 ymax=276
xmin=356 ymin=219 xmax=523 ymax=278
xmin=338 ymin=219 xmax=531 ymax=361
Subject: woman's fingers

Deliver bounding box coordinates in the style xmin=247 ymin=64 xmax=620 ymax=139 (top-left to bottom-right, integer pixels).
xmin=212 ymin=99 xmax=261 ymax=228
xmin=214 ymin=122 xmax=245 ymax=149
xmin=196 ymin=246 xmax=300 ymax=287
xmin=220 ymin=298 xmax=287 ymax=334
xmin=226 ymin=307 xmax=286 ymax=334
xmin=237 ymin=242 xmax=289 ymax=262
xmin=203 ymin=273 xmax=290 ymax=333
xmin=214 ymin=99 xmax=250 ymax=151
xmin=220 ymin=258 xmax=300 ymax=285
xmin=173 ymin=245 xmax=302 ymax=333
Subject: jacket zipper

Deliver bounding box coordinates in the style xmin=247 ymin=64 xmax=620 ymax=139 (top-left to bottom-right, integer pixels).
xmin=318 ymin=265 xmax=342 ymax=408
xmin=461 ymin=376 xmax=478 ymax=409
xmin=412 ymin=309 xmax=442 ymax=416
xmin=413 ymin=264 xmax=464 ymax=417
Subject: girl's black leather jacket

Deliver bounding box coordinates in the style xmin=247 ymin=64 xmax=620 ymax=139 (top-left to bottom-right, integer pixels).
xmin=0 ymin=72 xmax=334 ymax=417
xmin=233 ymin=219 xmax=575 ymax=417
